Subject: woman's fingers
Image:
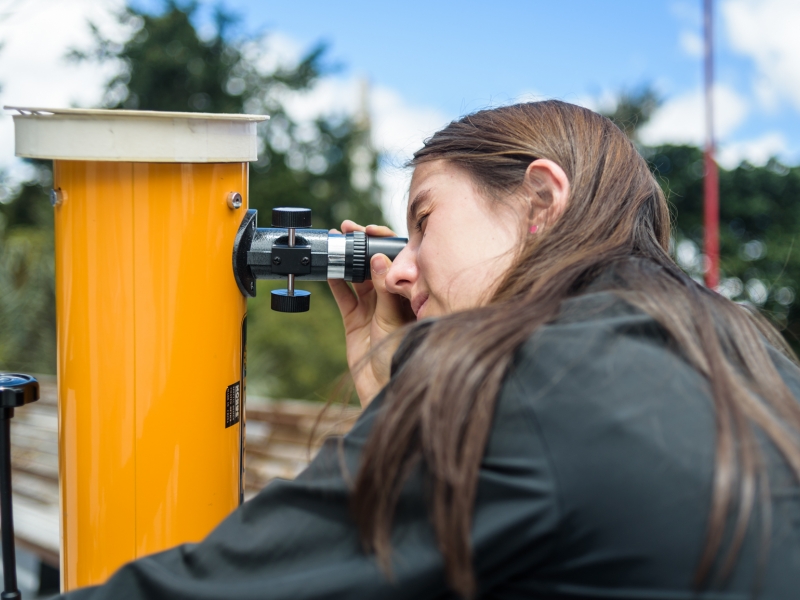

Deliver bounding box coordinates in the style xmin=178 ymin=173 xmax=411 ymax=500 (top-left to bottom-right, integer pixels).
xmin=352 ymin=280 xmax=375 ymax=298
xmin=340 ymin=220 xmax=366 ymax=233
xmin=365 ymin=224 xmax=397 ymax=238
xmin=328 ymin=278 xmax=359 ymax=319
xmin=328 ymin=278 xmax=376 ymax=323
xmin=327 ymin=222 xmax=407 ymax=406
xmin=329 ymin=223 xmax=408 ymax=380
xmin=341 ymin=221 xmax=397 ymax=238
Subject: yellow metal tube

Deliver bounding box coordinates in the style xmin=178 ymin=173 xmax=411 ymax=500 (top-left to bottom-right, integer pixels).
xmin=54 ymin=161 xmax=248 ymax=590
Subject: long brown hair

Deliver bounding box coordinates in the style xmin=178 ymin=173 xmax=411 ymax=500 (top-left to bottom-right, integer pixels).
xmin=350 ymin=101 xmax=800 ymax=597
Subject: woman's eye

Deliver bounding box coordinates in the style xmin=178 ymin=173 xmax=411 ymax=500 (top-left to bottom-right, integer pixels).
xmin=414 ymin=213 xmax=429 ymax=233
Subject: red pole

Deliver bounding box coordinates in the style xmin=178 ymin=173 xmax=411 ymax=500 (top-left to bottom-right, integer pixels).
xmin=704 ymin=0 xmax=720 ymax=288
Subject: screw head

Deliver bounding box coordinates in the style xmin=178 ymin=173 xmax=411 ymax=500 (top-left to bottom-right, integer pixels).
xmin=300 ymin=257 xmax=310 ymax=266
xmin=272 ymin=256 xmax=281 ymax=265
xmin=50 ymin=188 xmax=64 ymax=207
xmin=227 ymin=192 xmax=243 ymax=210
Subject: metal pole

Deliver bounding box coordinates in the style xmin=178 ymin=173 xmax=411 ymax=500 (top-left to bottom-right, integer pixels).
xmin=704 ymin=0 xmax=720 ymax=289
xmin=287 ymin=227 xmax=296 ymax=296
xmin=0 ymin=411 xmax=20 ymax=600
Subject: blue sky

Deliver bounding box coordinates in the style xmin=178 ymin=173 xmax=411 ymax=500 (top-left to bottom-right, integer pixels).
xmin=215 ymin=0 xmax=700 ymax=114
xmin=128 ymin=0 xmax=800 ymax=165
xmin=2 ymin=0 xmax=799 ymax=229
xmin=184 ymin=0 xmax=800 ymax=229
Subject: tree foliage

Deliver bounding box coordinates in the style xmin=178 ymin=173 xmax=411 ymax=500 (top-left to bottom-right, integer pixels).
xmin=1 ymin=1 xmax=384 ymax=399
xmin=649 ymin=145 xmax=800 ymax=345
xmin=603 ymin=86 xmax=661 ymax=140
xmin=603 ymin=91 xmax=800 ymax=350
xmin=0 ymin=168 xmax=56 ymax=373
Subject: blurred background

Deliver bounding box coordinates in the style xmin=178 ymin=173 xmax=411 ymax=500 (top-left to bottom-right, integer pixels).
xmin=1 ymin=1 xmax=800 ymax=595
xmin=1 ymin=0 xmax=800 ymax=400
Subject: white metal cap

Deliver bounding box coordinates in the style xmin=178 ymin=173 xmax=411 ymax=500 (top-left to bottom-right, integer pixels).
xmin=4 ymin=106 xmax=269 ymax=163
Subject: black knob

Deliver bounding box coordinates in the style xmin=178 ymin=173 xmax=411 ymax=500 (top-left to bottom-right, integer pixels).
xmin=272 ymin=207 xmax=312 ymax=229
xmin=0 ymin=374 xmax=39 ymax=409
xmin=271 ymin=289 xmax=311 ymax=313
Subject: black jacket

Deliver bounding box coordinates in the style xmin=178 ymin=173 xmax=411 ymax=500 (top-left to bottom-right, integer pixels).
xmin=63 ymin=291 xmax=800 ymax=599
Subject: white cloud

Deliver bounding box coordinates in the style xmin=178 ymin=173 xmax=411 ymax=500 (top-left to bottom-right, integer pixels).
xmin=679 ymin=30 xmax=704 ymax=57
xmin=722 ymin=0 xmax=800 ymax=111
xmin=371 ymin=86 xmax=448 ymax=158
xmin=242 ymin=31 xmax=304 ymax=76
xmin=279 ymin=77 xmax=447 ymax=232
xmin=670 ymin=0 xmax=703 ymax=57
xmin=717 ymin=131 xmax=788 ymax=168
xmin=635 ymin=70 xmax=789 ymax=167
xmin=513 ymin=91 xmax=547 ymax=104
xmin=638 ymin=83 xmax=749 ymax=146
xmin=370 ymin=85 xmax=447 ymax=233
xmin=279 ymin=77 xmax=360 ymax=122
xmin=568 ymin=90 xmax=618 ymax=115
xmin=670 ymin=0 xmax=703 ymax=24
xmin=0 ymin=0 xmax=129 ymax=181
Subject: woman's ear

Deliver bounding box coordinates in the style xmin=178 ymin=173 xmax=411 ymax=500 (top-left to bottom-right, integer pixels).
xmin=524 ymin=159 xmax=570 ymax=231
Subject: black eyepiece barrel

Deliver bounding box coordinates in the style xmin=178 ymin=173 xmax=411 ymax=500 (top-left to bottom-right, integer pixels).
xmin=366 ymin=236 xmax=407 ymax=264
xmin=330 ymin=231 xmax=408 ymax=282
xmin=355 ymin=234 xmax=407 ymax=282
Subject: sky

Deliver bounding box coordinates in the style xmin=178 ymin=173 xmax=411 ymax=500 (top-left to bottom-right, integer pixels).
xmin=1 ymin=0 xmax=799 ymax=231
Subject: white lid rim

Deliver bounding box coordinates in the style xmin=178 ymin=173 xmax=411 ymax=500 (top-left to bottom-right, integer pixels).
xmin=8 ymin=106 xmax=266 ymax=163
xmin=4 ymin=106 xmax=269 ymax=122
xmin=15 ymin=153 xmax=255 ymax=164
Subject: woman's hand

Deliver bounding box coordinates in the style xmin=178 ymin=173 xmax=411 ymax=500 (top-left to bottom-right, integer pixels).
xmin=328 ymin=220 xmax=415 ymax=407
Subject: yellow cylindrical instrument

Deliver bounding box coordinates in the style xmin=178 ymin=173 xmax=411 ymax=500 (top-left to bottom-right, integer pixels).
xmin=8 ymin=107 xmax=267 ymax=591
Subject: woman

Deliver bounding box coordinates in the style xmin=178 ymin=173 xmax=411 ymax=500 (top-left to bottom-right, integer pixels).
xmin=64 ymin=101 xmax=800 ymax=599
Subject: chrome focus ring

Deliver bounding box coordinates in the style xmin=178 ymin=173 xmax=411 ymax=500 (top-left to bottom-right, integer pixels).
xmin=327 ymin=234 xmax=346 ymax=279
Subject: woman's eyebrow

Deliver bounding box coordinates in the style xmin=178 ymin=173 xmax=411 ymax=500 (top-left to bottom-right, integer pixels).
xmin=407 ymin=189 xmax=432 ymax=225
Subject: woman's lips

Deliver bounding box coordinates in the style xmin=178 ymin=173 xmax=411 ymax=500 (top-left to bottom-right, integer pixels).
xmin=411 ymin=294 xmax=429 ymax=318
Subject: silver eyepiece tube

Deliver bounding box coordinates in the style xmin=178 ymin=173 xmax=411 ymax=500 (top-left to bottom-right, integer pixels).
xmin=327 ymin=234 xmax=347 ymax=279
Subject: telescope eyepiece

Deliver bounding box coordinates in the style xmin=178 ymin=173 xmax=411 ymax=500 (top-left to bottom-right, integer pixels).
xmin=233 ymin=207 xmax=408 ymax=311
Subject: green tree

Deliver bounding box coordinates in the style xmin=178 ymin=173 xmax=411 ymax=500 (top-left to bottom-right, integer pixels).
xmin=1 ymin=1 xmax=384 ymax=399
xmin=0 ymin=165 xmax=56 ymax=373
xmin=648 ymin=145 xmax=800 ymax=345
xmin=603 ymin=86 xmax=661 ymax=141
xmin=603 ymin=88 xmax=800 ymax=350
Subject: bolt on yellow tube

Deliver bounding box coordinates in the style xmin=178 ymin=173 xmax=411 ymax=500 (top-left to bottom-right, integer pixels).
xmin=8 ymin=107 xmax=267 ymax=591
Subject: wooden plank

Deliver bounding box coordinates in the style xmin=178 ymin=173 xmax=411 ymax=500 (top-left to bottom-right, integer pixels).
xmin=5 ymin=378 xmax=361 ymax=566
xmin=7 ymin=493 xmax=60 ymax=565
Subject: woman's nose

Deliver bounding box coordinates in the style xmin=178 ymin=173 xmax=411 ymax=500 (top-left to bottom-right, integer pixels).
xmin=385 ymin=245 xmax=418 ymax=299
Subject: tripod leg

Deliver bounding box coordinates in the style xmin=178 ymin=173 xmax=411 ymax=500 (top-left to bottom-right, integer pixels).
xmin=0 ymin=412 xmax=20 ymax=600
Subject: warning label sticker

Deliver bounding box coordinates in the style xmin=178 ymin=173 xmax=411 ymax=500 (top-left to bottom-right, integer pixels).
xmin=226 ymin=381 xmax=240 ymax=428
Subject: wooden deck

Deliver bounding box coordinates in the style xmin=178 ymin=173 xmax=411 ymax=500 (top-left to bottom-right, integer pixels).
xmin=7 ymin=376 xmax=360 ymax=567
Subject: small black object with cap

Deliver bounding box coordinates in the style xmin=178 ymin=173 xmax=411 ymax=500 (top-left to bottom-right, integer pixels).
xmin=0 ymin=373 xmax=40 ymax=600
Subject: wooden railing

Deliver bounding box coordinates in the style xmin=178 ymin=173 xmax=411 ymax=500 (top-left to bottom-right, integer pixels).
xmin=8 ymin=376 xmax=360 ymax=567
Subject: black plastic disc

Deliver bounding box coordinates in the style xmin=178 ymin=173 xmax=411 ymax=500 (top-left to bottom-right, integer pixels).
xmin=272 ymin=207 xmax=312 ymax=229
xmin=271 ymin=289 xmax=311 ymax=313
xmin=0 ymin=373 xmax=40 ymax=408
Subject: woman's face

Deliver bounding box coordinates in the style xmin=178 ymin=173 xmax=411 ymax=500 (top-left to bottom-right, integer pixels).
xmin=385 ymin=160 xmax=527 ymax=320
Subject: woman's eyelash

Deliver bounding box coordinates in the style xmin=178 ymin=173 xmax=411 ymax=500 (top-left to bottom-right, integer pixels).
xmin=414 ymin=212 xmax=429 ymax=232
